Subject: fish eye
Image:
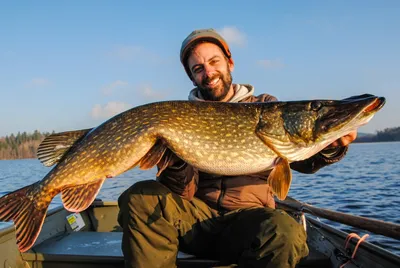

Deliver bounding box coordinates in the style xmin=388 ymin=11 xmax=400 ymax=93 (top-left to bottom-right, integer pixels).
xmin=311 ymin=101 xmax=322 ymax=111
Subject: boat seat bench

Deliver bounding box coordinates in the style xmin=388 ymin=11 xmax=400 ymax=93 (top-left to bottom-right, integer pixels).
xmin=24 ymin=231 xmax=329 ymax=268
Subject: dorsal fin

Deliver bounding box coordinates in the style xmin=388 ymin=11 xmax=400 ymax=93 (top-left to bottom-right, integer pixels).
xmin=37 ymin=128 xmax=93 ymax=167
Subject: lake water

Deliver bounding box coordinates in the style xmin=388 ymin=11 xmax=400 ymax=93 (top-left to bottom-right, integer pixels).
xmin=0 ymin=142 xmax=399 ymax=255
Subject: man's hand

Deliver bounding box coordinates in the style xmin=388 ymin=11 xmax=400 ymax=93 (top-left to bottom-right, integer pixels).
xmin=326 ymin=130 xmax=358 ymax=148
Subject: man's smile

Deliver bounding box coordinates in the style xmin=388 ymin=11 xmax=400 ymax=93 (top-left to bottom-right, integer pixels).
xmin=204 ymin=75 xmax=221 ymax=88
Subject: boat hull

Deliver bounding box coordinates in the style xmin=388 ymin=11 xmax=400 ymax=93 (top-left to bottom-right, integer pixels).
xmin=0 ymin=200 xmax=399 ymax=268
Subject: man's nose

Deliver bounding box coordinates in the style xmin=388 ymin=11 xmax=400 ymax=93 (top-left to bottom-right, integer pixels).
xmin=204 ymin=64 xmax=216 ymax=77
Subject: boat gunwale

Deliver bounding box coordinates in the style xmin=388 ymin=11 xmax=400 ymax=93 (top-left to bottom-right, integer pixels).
xmin=306 ymin=216 xmax=400 ymax=264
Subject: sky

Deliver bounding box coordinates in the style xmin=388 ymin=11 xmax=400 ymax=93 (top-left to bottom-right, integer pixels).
xmin=0 ymin=1 xmax=399 ymax=137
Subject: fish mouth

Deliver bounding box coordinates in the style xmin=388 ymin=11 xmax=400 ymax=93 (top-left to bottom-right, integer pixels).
xmin=363 ymin=96 xmax=385 ymax=114
xmin=317 ymin=94 xmax=386 ymax=134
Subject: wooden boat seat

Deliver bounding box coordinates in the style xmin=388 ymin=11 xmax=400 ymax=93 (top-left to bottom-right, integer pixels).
xmin=25 ymin=231 xmax=329 ymax=268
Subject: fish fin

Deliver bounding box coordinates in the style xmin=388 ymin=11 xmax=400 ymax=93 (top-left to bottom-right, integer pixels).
xmin=268 ymin=158 xmax=292 ymax=200
xmin=139 ymin=140 xmax=168 ymax=170
xmin=0 ymin=184 xmax=50 ymax=252
xmin=61 ymin=178 xmax=105 ymax=212
xmin=155 ymin=149 xmax=175 ymax=176
xmin=37 ymin=128 xmax=93 ymax=167
xmin=255 ymin=128 xmax=292 ymax=200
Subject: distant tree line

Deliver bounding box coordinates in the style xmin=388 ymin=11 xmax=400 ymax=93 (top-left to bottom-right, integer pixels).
xmin=354 ymin=127 xmax=400 ymax=143
xmin=0 ymin=130 xmax=54 ymax=160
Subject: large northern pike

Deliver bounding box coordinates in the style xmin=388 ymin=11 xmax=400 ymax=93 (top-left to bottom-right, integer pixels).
xmin=0 ymin=94 xmax=385 ymax=252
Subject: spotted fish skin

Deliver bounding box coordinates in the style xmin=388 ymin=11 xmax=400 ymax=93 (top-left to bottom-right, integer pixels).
xmin=0 ymin=94 xmax=385 ymax=252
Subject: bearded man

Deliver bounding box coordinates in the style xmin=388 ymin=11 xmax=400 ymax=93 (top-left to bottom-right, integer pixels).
xmin=117 ymin=28 xmax=357 ymax=268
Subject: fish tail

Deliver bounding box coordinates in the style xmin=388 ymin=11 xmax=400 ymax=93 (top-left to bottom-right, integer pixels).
xmin=0 ymin=183 xmax=50 ymax=252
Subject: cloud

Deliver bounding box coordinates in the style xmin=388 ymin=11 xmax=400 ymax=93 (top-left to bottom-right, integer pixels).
xmin=91 ymin=101 xmax=131 ymax=119
xmin=108 ymin=45 xmax=161 ymax=63
xmin=110 ymin=45 xmax=142 ymax=61
xmin=101 ymin=80 xmax=129 ymax=95
xmin=257 ymin=59 xmax=285 ymax=70
xmin=217 ymin=26 xmax=247 ymax=47
xmin=137 ymin=84 xmax=166 ymax=101
xmin=25 ymin=78 xmax=51 ymax=88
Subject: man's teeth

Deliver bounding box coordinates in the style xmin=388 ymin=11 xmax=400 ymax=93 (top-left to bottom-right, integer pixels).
xmin=208 ymin=78 xmax=220 ymax=86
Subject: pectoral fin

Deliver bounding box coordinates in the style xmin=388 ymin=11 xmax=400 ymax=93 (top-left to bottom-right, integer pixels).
xmin=268 ymin=158 xmax=292 ymax=200
xmin=61 ymin=178 xmax=105 ymax=212
xmin=37 ymin=128 xmax=93 ymax=167
xmin=139 ymin=140 xmax=168 ymax=170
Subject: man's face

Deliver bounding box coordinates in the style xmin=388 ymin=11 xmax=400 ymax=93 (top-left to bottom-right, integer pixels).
xmin=187 ymin=42 xmax=234 ymax=101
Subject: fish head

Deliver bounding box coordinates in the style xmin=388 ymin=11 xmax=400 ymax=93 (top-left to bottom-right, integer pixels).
xmin=257 ymin=94 xmax=386 ymax=161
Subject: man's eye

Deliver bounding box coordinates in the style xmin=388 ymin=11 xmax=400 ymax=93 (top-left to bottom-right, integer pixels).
xmin=193 ymin=67 xmax=202 ymax=73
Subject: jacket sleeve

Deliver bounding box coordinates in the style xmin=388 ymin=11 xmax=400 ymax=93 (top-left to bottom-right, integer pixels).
xmin=156 ymin=149 xmax=199 ymax=201
xmin=289 ymin=146 xmax=348 ymax=174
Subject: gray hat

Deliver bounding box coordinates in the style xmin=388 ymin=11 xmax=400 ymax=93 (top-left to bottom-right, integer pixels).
xmin=180 ymin=28 xmax=231 ymax=78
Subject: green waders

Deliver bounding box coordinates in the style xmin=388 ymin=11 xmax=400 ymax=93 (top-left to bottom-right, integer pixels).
xmin=117 ymin=180 xmax=309 ymax=268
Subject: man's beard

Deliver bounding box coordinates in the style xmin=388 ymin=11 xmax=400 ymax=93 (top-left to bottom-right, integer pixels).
xmin=196 ymin=70 xmax=233 ymax=101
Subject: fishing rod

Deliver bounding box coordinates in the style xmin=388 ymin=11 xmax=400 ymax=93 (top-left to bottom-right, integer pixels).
xmin=276 ymin=196 xmax=400 ymax=240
